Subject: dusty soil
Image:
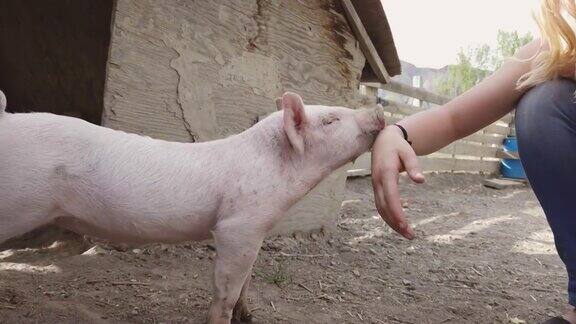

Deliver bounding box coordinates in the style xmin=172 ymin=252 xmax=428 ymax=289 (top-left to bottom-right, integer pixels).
xmin=0 ymin=174 xmax=567 ymax=323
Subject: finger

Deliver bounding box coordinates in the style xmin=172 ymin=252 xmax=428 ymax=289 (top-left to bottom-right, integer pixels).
xmin=382 ymin=168 xmax=415 ymax=239
xmin=373 ymin=180 xmax=393 ymax=226
xmin=371 ymin=152 xmax=392 ymax=218
xmin=398 ymin=147 xmax=425 ymax=184
xmin=372 ymin=152 xmax=414 ymax=238
xmin=375 ymin=180 xmax=412 ymax=238
xmin=372 ymin=154 xmax=398 ymax=225
xmin=373 ymin=167 xmax=405 ymax=234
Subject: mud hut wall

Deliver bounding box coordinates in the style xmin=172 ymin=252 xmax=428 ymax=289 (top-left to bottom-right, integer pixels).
xmin=102 ymin=0 xmax=366 ymax=235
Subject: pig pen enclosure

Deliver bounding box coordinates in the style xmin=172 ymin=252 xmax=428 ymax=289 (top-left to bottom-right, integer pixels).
xmin=0 ymin=0 xmax=567 ymax=323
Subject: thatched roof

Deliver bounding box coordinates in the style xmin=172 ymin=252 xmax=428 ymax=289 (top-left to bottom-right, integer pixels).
xmin=350 ymin=0 xmax=401 ymax=81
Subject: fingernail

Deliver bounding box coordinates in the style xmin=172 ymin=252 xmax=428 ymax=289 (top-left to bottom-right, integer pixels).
xmin=407 ymin=228 xmax=416 ymax=240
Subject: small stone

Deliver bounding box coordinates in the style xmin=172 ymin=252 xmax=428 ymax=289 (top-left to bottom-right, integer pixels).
xmin=509 ymin=318 xmax=526 ymax=324
xmin=310 ymin=233 xmax=319 ymax=241
xmin=131 ymin=309 xmax=139 ymax=316
xmin=352 ymin=269 xmax=360 ymax=277
xmin=81 ymin=245 xmax=108 ymax=256
xmin=132 ymin=249 xmax=142 ymax=254
xmin=405 ymin=246 xmax=416 ymax=255
xmin=402 ymin=279 xmax=412 ymax=286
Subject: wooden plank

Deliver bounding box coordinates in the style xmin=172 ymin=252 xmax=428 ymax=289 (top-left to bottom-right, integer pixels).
xmin=500 ymin=113 xmax=513 ymax=124
xmin=349 ymin=152 xmax=371 ymax=172
xmin=463 ymin=133 xmax=505 ymax=145
xmin=419 ymin=156 xmax=500 ymax=173
xmin=383 ymin=100 xmax=425 ymax=116
xmin=384 ymin=116 xmax=401 ymax=124
xmin=483 ymin=178 xmax=526 ymax=189
xmin=381 ymin=80 xmax=450 ymax=105
xmin=340 ymin=0 xmax=390 ymax=83
xmin=454 ymin=158 xmax=500 ymax=173
xmin=483 ymin=123 xmax=510 ymax=136
xmin=438 ymin=142 xmax=499 ymax=158
xmin=496 ymin=149 xmax=519 ymax=159
xmin=419 ymin=156 xmax=455 ymax=172
xmin=347 ymin=168 xmax=371 ymax=177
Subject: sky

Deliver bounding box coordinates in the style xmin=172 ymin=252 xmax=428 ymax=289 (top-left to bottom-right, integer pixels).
xmin=381 ymin=0 xmax=542 ymax=68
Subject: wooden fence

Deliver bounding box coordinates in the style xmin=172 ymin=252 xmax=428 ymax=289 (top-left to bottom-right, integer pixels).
xmin=348 ymin=81 xmax=513 ymax=177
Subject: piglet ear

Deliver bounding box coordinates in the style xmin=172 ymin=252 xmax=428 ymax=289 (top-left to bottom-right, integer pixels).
xmin=282 ymin=92 xmax=307 ymax=155
xmin=275 ymin=97 xmax=283 ymax=111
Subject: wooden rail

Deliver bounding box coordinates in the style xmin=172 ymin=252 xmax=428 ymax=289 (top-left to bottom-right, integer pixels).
xmin=381 ymin=80 xmax=450 ymax=105
xmin=340 ymin=0 xmax=390 ymax=83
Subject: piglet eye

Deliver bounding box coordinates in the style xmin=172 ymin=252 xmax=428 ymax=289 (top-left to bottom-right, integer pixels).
xmin=322 ymin=116 xmax=340 ymax=126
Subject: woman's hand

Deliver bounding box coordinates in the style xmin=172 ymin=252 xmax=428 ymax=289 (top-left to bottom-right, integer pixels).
xmin=369 ymin=40 xmax=544 ymax=239
xmin=371 ymin=126 xmax=426 ymax=239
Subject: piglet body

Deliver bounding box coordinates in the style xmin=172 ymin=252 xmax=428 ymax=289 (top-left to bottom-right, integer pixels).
xmin=0 ymin=91 xmax=384 ymax=323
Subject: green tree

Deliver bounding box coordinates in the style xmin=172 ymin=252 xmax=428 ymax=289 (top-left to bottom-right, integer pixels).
xmin=437 ymin=30 xmax=533 ymax=97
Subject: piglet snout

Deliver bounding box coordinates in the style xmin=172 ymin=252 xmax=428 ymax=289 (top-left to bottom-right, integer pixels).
xmin=356 ymin=105 xmax=386 ymax=134
xmin=374 ymin=104 xmax=386 ymax=131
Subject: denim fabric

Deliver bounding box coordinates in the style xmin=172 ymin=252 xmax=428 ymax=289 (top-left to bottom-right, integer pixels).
xmin=516 ymin=78 xmax=576 ymax=306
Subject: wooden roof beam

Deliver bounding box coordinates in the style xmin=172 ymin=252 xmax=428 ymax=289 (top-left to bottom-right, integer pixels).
xmin=341 ymin=0 xmax=391 ymax=83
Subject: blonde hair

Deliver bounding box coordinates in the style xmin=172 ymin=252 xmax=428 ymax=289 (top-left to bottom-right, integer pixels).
xmin=518 ymin=0 xmax=576 ymax=89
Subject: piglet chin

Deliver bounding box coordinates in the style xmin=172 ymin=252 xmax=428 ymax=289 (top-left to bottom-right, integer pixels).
xmin=375 ymin=104 xmax=386 ymax=131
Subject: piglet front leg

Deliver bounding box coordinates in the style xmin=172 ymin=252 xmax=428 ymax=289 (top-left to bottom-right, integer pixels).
xmin=207 ymin=218 xmax=265 ymax=324
xmin=232 ymin=273 xmax=253 ymax=323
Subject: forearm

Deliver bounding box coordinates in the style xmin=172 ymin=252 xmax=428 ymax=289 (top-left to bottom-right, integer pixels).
xmin=394 ymin=39 xmax=542 ymax=156
xmin=389 ymin=107 xmax=454 ymax=155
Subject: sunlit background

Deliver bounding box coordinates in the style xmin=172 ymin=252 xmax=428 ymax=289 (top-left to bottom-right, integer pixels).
xmin=382 ymin=0 xmax=541 ymax=68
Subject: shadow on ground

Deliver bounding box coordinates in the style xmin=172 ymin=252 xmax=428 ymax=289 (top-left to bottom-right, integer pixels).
xmin=0 ymin=174 xmax=565 ymax=323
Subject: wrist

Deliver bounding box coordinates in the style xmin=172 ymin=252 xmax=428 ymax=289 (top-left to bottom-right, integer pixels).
xmin=384 ymin=124 xmax=404 ymax=138
xmin=392 ymin=124 xmax=412 ymax=145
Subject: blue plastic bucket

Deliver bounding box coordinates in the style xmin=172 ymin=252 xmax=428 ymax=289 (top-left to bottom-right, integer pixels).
xmin=500 ymin=137 xmax=526 ymax=179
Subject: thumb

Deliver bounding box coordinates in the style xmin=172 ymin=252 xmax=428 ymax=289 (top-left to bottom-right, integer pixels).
xmin=398 ymin=147 xmax=425 ymax=184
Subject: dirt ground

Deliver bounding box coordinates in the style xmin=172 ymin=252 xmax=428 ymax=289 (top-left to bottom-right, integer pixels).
xmin=0 ymin=174 xmax=568 ymax=323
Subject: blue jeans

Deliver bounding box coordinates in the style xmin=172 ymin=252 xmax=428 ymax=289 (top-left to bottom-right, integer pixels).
xmin=516 ymin=78 xmax=576 ymax=306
